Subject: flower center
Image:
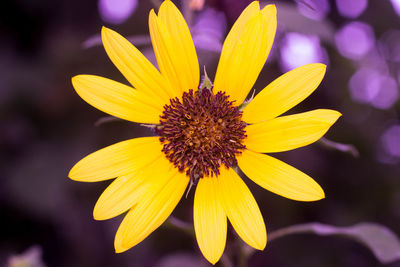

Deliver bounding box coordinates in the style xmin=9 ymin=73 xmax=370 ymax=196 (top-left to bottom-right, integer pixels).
xmin=156 ymin=88 xmax=247 ymax=183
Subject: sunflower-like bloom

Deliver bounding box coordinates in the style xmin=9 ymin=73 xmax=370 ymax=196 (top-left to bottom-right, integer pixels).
xmin=69 ymin=0 xmax=340 ymax=264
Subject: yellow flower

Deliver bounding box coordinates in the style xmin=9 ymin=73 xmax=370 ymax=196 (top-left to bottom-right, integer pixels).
xmin=69 ymin=0 xmax=341 ymax=264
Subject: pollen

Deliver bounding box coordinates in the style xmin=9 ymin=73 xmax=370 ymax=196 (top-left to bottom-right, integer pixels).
xmin=156 ymin=88 xmax=247 ymax=183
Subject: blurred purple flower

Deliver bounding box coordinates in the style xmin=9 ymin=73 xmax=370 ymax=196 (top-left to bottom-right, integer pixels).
xmin=378 ymin=30 xmax=400 ymax=62
xmin=382 ymin=125 xmax=400 ymax=158
xmin=297 ymin=0 xmax=330 ymax=21
xmin=335 ymin=21 xmax=375 ymax=60
xmin=349 ymin=68 xmax=399 ymax=109
xmin=349 ymin=68 xmax=381 ymax=104
xmin=370 ymin=76 xmax=399 ymax=109
xmin=336 ymin=0 xmax=368 ymax=18
xmin=390 ymin=0 xmax=400 ymax=16
xmin=207 ymin=0 xmax=252 ymax=24
xmin=98 ymin=0 xmax=138 ymax=24
xmin=6 ymin=246 xmax=46 ymax=267
xmin=192 ymin=8 xmax=227 ymax=53
xmin=398 ymin=70 xmax=400 ymax=84
xmin=279 ymin=32 xmax=329 ymax=72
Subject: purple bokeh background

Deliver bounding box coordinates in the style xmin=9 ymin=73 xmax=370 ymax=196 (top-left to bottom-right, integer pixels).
xmin=1 ymin=0 xmax=400 ymax=266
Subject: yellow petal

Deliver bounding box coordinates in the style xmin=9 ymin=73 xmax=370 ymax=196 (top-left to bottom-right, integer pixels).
xmin=71 ymin=75 xmax=162 ymax=124
xmin=245 ymin=109 xmax=341 ymax=153
xmin=114 ymin=170 xmax=189 ymax=253
xmin=222 ymin=1 xmax=260 ymax=50
xmin=194 ymin=177 xmax=227 ymax=264
xmin=69 ymin=137 xmax=163 ymax=182
xmin=149 ymin=1 xmax=199 ymax=96
xmin=217 ymin=168 xmax=266 ymax=250
xmin=101 ymin=27 xmax=173 ymax=102
xmin=93 ymin=155 xmax=172 ymax=220
xmin=243 ymin=63 xmax=327 ymax=124
xmin=93 ymin=173 xmax=145 ymax=221
xmin=214 ymin=5 xmax=277 ymax=105
xmin=238 ymin=150 xmax=325 ymax=201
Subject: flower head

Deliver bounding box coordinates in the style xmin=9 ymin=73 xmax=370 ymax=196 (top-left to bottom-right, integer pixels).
xmin=69 ymin=0 xmax=341 ymax=264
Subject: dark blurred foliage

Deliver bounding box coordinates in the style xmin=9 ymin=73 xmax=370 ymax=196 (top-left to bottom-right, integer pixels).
xmin=1 ymin=0 xmax=400 ymax=266
xmin=207 ymin=0 xmax=252 ymax=23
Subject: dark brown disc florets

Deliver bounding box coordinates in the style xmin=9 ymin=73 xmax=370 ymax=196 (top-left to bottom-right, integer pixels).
xmin=156 ymin=88 xmax=247 ymax=183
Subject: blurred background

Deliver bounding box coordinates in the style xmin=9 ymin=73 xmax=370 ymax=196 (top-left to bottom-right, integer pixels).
xmin=1 ymin=0 xmax=400 ymax=266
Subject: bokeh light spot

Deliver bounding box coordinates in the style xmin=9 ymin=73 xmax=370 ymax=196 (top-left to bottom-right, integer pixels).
xmin=370 ymin=76 xmax=398 ymax=109
xmin=192 ymin=8 xmax=227 ymax=53
xmin=297 ymin=0 xmax=330 ymax=21
xmin=98 ymin=0 xmax=138 ymax=24
xmin=335 ymin=21 xmax=375 ymax=60
xmin=336 ymin=0 xmax=368 ymax=18
xmin=349 ymin=68 xmax=399 ymax=109
xmin=382 ymin=125 xmax=400 ymax=158
xmin=378 ymin=30 xmax=400 ymax=62
xmin=349 ymin=68 xmax=381 ymax=104
xmin=390 ymin=0 xmax=400 ymax=16
xmin=279 ymin=32 xmax=328 ymax=72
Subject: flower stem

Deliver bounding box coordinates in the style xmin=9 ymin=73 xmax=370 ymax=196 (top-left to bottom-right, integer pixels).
xmin=165 ymin=216 xmax=194 ymax=236
xmin=318 ymin=137 xmax=359 ymax=157
xmin=237 ymin=241 xmax=248 ymax=267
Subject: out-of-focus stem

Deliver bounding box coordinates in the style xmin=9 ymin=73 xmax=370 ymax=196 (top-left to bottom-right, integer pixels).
xmin=94 ymin=116 xmax=122 ymax=126
xmin=242 ymin=224 xmax=314 ymax=259
xmin=318 ymin=137 xmax=360 ymax=157
xmin=165 ymin=216 xmax=194 ymax=236
xmin=220 ymin=254 xmax=234 ymax=267
xmin=237 ymin=236 xmax=248 ymax=267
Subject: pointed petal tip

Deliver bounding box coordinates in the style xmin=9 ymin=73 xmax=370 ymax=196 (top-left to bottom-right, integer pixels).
xmin=302 ymin=180 xmax=325 ymax=201
xmin=311 ymin=62 xmax=327 ymax=74
xmin=251 ymin=235 xmax=267 ymax=251
xmin=71 ymin=75 xmax=88 ymax=90
xmin=101 ymin=26 xmax=111 ymax=37
xmin=314 ymin=109 xmax=342 ymax=125
xmin=101 ymin=26 xmax=117 ymax=42
xmin=114 ymin=240 xmax=130 ymax=254
xmin=148 ymin=9 xmax=158 ymax=25
xmin=67 ymin=168 xmax=87 ymax=182
xmin=159 ymin=0 xmax=179 ymax=16
xmin=93 ymin=212 xmax=101 ymax=221
xmin=114 ymin=246 xmax=125 ymax=254
xmin=71 ymin=75 xmax=81 ymax=87
xmin=93 ymin=203 xmax=106 ymax=221
xmin=67 ymin=169 xmax=75 ymax=180
xmin=310 ymin=62 xmax=326 ymax=68
xmin=261 ymin=4 xmax=277 ymax=21
xmin=317 ymin=184 xmax=326 ymax=199
xmin=262 ymin=3 xmax=277 ymax=13
xmin=205 ymin=256 xmax=219 ymax=265
xmin=68 ymin=164 xmax=82 ymax=181
xmin=319 ymin=190 xmax=326 ymax=200
xmin=326 ymin=110 xmax=342 ymax=123
xmin=307 ymin=185 xmax=325 ymax=201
